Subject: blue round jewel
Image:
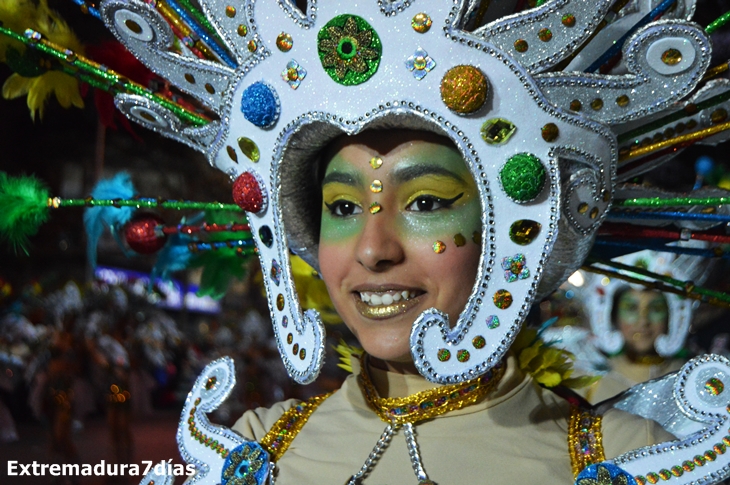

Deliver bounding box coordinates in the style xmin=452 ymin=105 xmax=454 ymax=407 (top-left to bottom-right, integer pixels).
xmin=575 ymin=463 xmax=637 ymax=485
xmin=241 ymin=82 xmax=280 ymax=128
xmin=221 ymin=442 xmax=270 ymax=485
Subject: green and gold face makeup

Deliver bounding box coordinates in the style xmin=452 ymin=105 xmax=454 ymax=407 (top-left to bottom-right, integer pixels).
xmin=615 ymin=288 xmax=669 ymax=356
xmin=316 ymin=131 xmax=484 ymax=366
xmin=320 ymin=135 xmax=481 ymax=248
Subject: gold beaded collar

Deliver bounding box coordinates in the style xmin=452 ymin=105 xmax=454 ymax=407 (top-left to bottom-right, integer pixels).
xmin=358 ymin=356 xmax=506 ymax=425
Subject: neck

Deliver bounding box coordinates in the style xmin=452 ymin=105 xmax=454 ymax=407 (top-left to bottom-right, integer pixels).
xmin=368 ymin=356 xmax=420 ymax=375
xmin=624 ymin=350 xmax=665 ymax=365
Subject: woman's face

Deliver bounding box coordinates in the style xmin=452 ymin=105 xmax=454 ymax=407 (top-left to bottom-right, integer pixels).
xmin=615 ymin=289 xmax=669 ymax=355
xmin=317 ymin=130 xmax=482 ymax=365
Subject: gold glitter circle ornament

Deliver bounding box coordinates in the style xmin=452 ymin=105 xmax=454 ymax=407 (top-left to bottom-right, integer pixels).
xmin=440 ymin=65 xmax=489 ymax=114
xmin=411 ymin=13 xmax=432 ymax=33
xmin=276 ymin=32 xmax=293 ymax=52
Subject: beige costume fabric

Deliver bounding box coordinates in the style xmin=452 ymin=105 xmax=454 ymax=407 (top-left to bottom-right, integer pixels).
xmin=586 ymin=354 xmax=686 ymax=404
xmin=233 ymin=356 xmax=674 ymax=484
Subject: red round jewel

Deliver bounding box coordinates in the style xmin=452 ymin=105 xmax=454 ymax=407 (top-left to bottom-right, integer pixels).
xmin=232 ymin=172 xmax=265 ymax=213
xmin=124 ymin=213 xmax=167 ymax=254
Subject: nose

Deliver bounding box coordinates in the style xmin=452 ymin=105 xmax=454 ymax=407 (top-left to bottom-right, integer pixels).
xmin=355 ymin=213 xmax=405 ymax=272
xmin=636 ymin=307 xmax=651 ymax=329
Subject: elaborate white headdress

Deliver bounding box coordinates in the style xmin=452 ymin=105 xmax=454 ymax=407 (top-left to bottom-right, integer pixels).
xmin=93 ymin=0 xmax=727 ymax=387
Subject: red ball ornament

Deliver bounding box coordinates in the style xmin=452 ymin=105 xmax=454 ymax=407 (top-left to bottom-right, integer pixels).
xmin=232 ymin=172 xmax=265 ymax=213
xmin=125 ymin=213 xmax=167 ymax=254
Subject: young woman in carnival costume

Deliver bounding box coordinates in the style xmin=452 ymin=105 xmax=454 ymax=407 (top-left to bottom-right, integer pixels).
xmin=6 ymin=0 xmax=730 ymax=483
xmin=573 ymin=246 xmax=709 ymax=403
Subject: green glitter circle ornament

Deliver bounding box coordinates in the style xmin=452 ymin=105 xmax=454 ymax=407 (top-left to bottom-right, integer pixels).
xmin=317 ymin=14 xmax=382 ymax=86
xmin=499 ymin=153 xmax=546 ymax=203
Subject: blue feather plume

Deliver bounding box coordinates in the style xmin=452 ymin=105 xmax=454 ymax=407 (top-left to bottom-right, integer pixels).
xmin=149 ymin=213 xmax=204 ymax=287
xmin=83 ymin=172 xmax=136 ymax=268
xmin=150 ymin=232 xmax=195 ymax=286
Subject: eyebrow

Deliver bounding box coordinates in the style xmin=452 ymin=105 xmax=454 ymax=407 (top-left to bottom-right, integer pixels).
xmin=391 ymin=164 xmax=466 ymax=185
xmin=321 ymin=171 xmax=364 ymax=187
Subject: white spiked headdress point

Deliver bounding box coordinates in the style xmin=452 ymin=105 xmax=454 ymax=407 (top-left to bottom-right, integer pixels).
xmin=99 ymin=0 xmax=715 ymax=384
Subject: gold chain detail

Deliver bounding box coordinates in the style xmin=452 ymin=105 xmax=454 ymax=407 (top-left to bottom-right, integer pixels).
xmin=260 ymin=392 xmax=333 ymax=462
xmin=359 ymin=358 xmax=506 ymax=425
xmin=568 ymin=405 xmax=606 ymax=478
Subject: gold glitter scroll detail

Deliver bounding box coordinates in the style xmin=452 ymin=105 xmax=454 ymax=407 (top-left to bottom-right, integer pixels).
xmin=260 ymin=393 xmax=333 ymax=462
xmin=359 ymin=357 xmax=506 ymax=425
xmin=569 ymin=406 xmax=605 ymax=478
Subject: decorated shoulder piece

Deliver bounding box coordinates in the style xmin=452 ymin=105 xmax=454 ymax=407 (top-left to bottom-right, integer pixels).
xmin=143 ymin=357 xmax=275 ymax=485
xmin=147 ymin=353 xmax=730 ymax=485
xmin=578 ymin=354 xmax=730 ymax=485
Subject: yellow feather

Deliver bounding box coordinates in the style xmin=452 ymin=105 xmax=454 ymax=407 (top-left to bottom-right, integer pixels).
xmin=1 ymin=73 xmax=31 ymax=99
xmin=333 ymin=340 xmax=364 ymax=373
xmin=0 ymin=0 xmax=85 ymax=118
xmin=290 ymin=256 xmax=342 ymax=325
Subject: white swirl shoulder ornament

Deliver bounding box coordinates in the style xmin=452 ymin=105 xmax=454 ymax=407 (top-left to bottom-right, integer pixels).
xmin=137 ymin=357 xmax=275 ymax=485
xmin=586 ymin=354 xmax=730 ymax=485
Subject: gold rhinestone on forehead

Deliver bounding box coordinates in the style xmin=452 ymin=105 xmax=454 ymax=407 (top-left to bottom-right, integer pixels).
xmin=369 ymin=202 xmax=382 ymax=214
xmin=370 ymin=180 xmax=383 ymax=193
xmin=369 ymin=157 xmax=383 ymax=169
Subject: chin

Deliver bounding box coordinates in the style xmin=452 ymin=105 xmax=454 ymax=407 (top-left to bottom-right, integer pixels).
xmin=361 ymin=343 xmax=413 ymax=364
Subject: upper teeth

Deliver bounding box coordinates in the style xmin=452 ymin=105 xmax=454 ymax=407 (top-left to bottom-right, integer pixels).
xmin=360 ymin=290 xmax=417 ymax=306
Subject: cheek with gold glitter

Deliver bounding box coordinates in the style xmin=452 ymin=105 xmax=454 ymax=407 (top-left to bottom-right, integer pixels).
xmin=397 ymin=198 xmax=481 ymax=251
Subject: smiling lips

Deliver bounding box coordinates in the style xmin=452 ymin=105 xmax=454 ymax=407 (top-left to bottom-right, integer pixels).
xmin=353 ymin=289 xmax=423 ymax=319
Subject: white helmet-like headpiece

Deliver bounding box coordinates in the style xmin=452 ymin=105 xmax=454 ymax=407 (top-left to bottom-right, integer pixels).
xmin=98 ymin=0 xmax=718 ymax=386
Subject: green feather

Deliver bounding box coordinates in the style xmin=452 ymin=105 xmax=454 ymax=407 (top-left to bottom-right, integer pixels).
xmin=192 ymin=210 xmax=251 ymax=299
xmin=0 ymin=172 xmax=50 ymax=254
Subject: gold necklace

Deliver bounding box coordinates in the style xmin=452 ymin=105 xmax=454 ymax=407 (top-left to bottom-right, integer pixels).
xmin=358 ymin=357 xmax=506 ymax=425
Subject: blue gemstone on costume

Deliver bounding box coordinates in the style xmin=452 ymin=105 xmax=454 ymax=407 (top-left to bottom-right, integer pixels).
xmin=221 ymin=442 xmax=270 ymax=485
xmin=241 ymin=82 xmax=280 ymax=128
xmin=575 ymin=463 xmax=637 ymax=485
xmin=258 ymin=225 xmax=273 ymax=247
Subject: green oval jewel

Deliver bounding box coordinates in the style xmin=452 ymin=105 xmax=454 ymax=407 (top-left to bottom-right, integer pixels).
xmin=510 ymin=219 xmax=541 ymax=245
xmin=237 ymin=137 xmax=260 ymax=162
xmin=318 ymin=14 xmax=382 ymax=86
xmin=481 ymin=118 xmax=516 ymax=145
xmin=500 ymin=153 xmax=546 ymax=203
